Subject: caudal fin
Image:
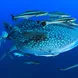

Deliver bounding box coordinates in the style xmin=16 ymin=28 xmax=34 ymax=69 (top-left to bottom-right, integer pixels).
xmin=0 ymin=46 xmax=17 ymax=61
xmin=0 ymin=51 xmax=14 ymax=61
xmin=10 ymin=14 xmax=16 ymax=21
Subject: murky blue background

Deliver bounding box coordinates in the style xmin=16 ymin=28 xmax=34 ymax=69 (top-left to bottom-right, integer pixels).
xmin=0 ymin=0 xmax=78 ymax=78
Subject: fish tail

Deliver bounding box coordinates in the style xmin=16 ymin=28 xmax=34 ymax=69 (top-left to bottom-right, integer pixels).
xmin=8 ymin=54 xmax=14 ymax=60
xmin=0 ymin=46 xmax=16 ymax=61
xmin=0 ymin=52 xmax=7 ymax=61
xmin=10 ymin=14 xmax=16 ymax=21
xmin=0 ymin=52 xmax=13 ymax=62
xmin=0 ymin=33 xmax=8 ymax=61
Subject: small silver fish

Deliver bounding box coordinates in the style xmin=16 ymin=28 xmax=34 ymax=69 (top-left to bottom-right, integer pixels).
xmin=11 ymin=10 xmax=48 ymax=21
xmin=57 ymin=17 xmax=76 ymax=22
xmin=46 ymin=17 xmax=77 ymax=28
xmin=13 ymin=52 xmax=30 ymax=57
xmin=48 ymin=11 xmax=70 ymax=17
xmin=61 ymin=22 xmax=78 ymax=28
xmin=13 ymin=52 xmax=24 ymax=57
xmin=24 ymin=60 xmax=40 ymax=65
xmin=11 ymin=14 xmax=35 ymax=21
xmin=46 ymin=20 xmax=64 ymax=25
xmin=20 ymin=10 xmax=45 ymax=15
xmin=57 ymin=64 xmax=78 ymax=71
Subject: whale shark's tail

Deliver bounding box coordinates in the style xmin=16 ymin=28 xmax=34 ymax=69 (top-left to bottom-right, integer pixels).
xmin=0 ymin=22 xmax=14 ymax=61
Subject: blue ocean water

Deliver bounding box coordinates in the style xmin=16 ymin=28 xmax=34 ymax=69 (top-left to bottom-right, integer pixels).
xmin=0 ymin=0 xmax=78 ymax=78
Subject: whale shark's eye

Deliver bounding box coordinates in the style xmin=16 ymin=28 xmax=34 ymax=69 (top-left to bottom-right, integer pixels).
xmin=41 ymin=21 xmax=46 ymax=26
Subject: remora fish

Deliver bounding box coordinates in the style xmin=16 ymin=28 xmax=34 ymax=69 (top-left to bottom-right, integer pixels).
xmin=11 ymin=10 xmax=48 ymax=21
xmin=61 ymin=22 xmax=78 ymax=28
xmin=57 ymin=64 xmax=78 ymax=71
xmin=24 ymin=60 xmax=40 ymax=65
xmin=57 ymin=17 xmax=76 ymax=22
xmin=13 ymin=52 xmax=24 ymax=57
xmin=20 ymin=10 xmax=46 ymax=15
xmin=13 ymin=52 xmax=30 ymax=57
xmin=45 ymin=17 xmax=77 ymax=28
xmin=2 ymin=18 xmax=78 ymax=57
xmin=48 ymin=11 xmax=70 ymax=17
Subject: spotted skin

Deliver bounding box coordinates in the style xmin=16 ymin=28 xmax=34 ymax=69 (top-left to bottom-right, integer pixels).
xmin=7 ymin=19 xmax=78 ymax=57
